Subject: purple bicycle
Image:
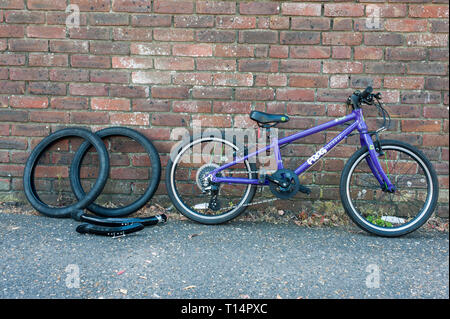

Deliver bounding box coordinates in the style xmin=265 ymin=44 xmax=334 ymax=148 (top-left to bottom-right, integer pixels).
xmin=166 ymin=87 xmax=439 ymax=237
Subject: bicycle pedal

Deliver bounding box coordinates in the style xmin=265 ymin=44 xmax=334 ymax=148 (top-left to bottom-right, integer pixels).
xmin=298 ymin=184 xmax=311 ymax=195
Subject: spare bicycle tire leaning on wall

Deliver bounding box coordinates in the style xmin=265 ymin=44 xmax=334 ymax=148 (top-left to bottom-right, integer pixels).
xmin=23 ymin=127 xmax=166 ymax=237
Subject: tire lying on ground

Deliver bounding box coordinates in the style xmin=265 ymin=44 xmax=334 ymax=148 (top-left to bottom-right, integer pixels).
xmin=69 ymin=127 xmax=161 ymax=218
xmin=23 ymin=128 xmax=110 ymax=218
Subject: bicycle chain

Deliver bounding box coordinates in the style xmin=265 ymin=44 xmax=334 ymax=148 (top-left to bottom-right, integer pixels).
xmin=206 ymin=169 xmax=281 ymax=213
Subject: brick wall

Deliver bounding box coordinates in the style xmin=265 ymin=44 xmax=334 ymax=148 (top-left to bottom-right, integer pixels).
xmin=0 ymin=0 xmax=448 ymax=217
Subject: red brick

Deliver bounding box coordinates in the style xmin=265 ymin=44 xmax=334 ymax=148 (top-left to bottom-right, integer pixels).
xmin=291 ymin=17 xmax=330 ymax=31
xmin=409 ymin=5 xmax=449 ymax=18
xmin=197 ymin=58 xmax=236 ymax=71
xmin=192 ymin=87 xmax=233 ymax=99
xmin=29 ymin=111 xmax=69 ymax=123
xmin=172 ymin=44 xmax=212 ymax=57
xmin=402 ymin=120 xmax=441 ymax=132
xmin=91 ymin=98 xmax=130 ymax=111
xmin=8 ymin=39 xmax=48 ymax=52
xmin=175 ymin=15 xmax=215 ymax=28
xmin=130 ymin=43 xmax=171 ymax=56
xmin=213 ymin=101 xmax=251 ymax=114
xmin=240 ymin=2 xmax=280 ymax=15
xmin=71 ymin=55 xmax=110 ymax=68
xmin=235 ymin=88 xmax=274 ymax=101
xmin=154 ymin=57 xmax=194 ymax=70
xmin=50 ymin=69 xmax=89 ymax=82
xmin=29 ymin=53 xmax=68 ymax=67
xmin=89 ymin=13 xmax=129 ymax=26
xmin=280 ymin=60 xmax=321 ymax=73
xmin=324 ymin=4 xmax=365 ymax=17
xmin=153 ymin=1 xmax=194 ymax=14
xmin=281 ymin=3 xmax=321 ymax=16
xmin=51 ymin=97 xmax=88 ymax=110
xmin=191 ymin=114 xmax=232 ymax=128
xmin=4 ymin=10 xmax=45 ymax=23
xmin=27 ymin=0 xmax=66 ymax=10
xmin=69 ymin=27 xmax=110 ymax=40
xmin=29 ymin=82 xmax=66 ymax=96
xmin=9 ymin=96 xmax=48 ymax=109
xmin=323 ymin=61 xmax=363 ymax=74
xmin=0 ymin=25 xmax=24 ymax=38
xmin=354 ymin=47 xmax=383 ymax=60
xmin=132 ymin=99 xmax=170 ymax=112
xmin=0 ymin=81 xmax=25 ymax=94
xmin=112 ymin=57 xmax=153 ymax=69
xmin=70 ymin=111 xmax=108 ymax=124
xmin=151 ymin=86 xmax=190 ymax=99
xmin=110 ymin=113 xmax=149 ymax=126
xmin=385 ymin=19 xmax=427 ymax=32
xmin=113 ymin=28 xmax=152 ymax=41
xmin=386 ymin=48 xmax=427 ymax=61
xmin=401 ymin=92 xmax=441 ymax=104
xmin=406 ymin=34 xmax=448 ymax=47
xmin=290 ymin=47 xmax=330 ymax=59
xmin=198 ymin=30 xmax=236 ymax=43
xmin=50 ymin=40 xmax=89 ymax=53
xmin=27 ymin=26 xmax=66 ymax=38
xmin=110 ymin=85 xmax=149 ymax=98
xmin=323 ymin=33 xmax=362 ymax=46
xmin=289 ymin=76 xmax=328 ymax=88
xmin=276 ymin=88 xmax=315 ymax=102
xmin=214 ymin=45 xmax=254 ymax=58
xmin=112 ymin=0 xmax=151 ymax=12
xmin=9 ymin=68 xmax=48 ymax=81
xmin=0 ymin=53 xmax=25 ymax=65
xmin=173 ymin=72 xmax=212 ymax=85
xmin=132 ymin=15 xmax=172 ymax=27
xmin=0 ymin=0 xmax=24 ymax=9
xmin=154 ymin=29 xmax=194 ymax=42
xmin=280 ymin=31 xmax=320 ymax=45
xmin=69 ymin=83 xmax=108 ymax=96
xmin=239 ymin=59 xmax=278 ymax=72
xmin=132 ymin=71 xmax=171 ymax=85
xmin=213 ymin=73 xmax=253 ymax=87
xmin=151 ymin=113 xmax=190 ymax=127
xmin=196 ymin=1 xmax=236 ymax=15
xmin=173 ymin=101 xmax=211 ymax=113
xmin=384 ymin=77 xmax=425 ymax=90
xmin=216 ymin=16 xmax=256 ymax=29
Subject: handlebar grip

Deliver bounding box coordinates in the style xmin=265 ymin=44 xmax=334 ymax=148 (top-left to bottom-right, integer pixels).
xmin=360 ymin=86 xmax=373 ymax=99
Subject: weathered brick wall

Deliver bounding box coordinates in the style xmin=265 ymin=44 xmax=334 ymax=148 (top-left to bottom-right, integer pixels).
xmin=0 ymin=1 xmax=448 ymax=217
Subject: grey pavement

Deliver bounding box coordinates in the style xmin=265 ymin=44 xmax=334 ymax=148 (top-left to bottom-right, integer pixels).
xmin=0 ymin=212 xmax=448 ymax=299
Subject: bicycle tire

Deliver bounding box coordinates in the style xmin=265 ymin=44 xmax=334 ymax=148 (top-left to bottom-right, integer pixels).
xmin=23 ymin=128 xmax=110 ymax=218
xmin=340 ymin=139 xmax=439 ymax=237
xmin=70 ymin=127 xmax=161 ymax=217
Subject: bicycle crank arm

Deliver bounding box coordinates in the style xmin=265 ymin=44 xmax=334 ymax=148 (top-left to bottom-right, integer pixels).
xmin=76 ymin=223 xmax=145 ymax=237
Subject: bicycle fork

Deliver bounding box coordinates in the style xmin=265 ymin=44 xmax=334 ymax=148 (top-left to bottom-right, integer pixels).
xmin=358 ymin=121 xmax=395 ymax=193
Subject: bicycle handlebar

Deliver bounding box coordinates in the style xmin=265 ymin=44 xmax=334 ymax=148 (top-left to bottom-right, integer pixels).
xmin=360 ymin=86 xmax=373 ymax=100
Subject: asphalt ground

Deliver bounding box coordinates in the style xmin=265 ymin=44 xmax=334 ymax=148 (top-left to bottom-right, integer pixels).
xmin=0 ymin=212 xmax=448 ymax=299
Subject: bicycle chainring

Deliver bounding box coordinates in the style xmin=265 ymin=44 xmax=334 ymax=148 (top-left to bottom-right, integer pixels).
xmin=268 ymin=169 xmax=300 ymax=199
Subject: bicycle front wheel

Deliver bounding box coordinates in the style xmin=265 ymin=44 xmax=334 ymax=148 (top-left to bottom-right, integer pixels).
xmin=340 ymin=139 xmax=439 ymax=237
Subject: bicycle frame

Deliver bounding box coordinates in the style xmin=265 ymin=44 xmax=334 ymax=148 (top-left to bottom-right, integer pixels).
xmin=210 ymin=108 xmax=395 ymax=192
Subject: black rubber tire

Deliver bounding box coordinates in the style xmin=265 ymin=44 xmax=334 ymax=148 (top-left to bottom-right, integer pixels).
xmin=23 ymin=128 xmax=110 ymax=218
xmin=166 ymin=135 xmax=257 ymax=225
xmin=339 ymin=139 xmax=439 ymax=237
xmin=69 ymin=127 xmax=161 ymax=217
xmin=75 ymin=223 xmax=145 ymax=236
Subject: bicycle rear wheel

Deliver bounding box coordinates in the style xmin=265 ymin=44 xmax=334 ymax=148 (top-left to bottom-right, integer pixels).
xmin=166 ymin=136 xmax=257 ymax=224
xmin=340 ymin=139 xmax=439 ymax=237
